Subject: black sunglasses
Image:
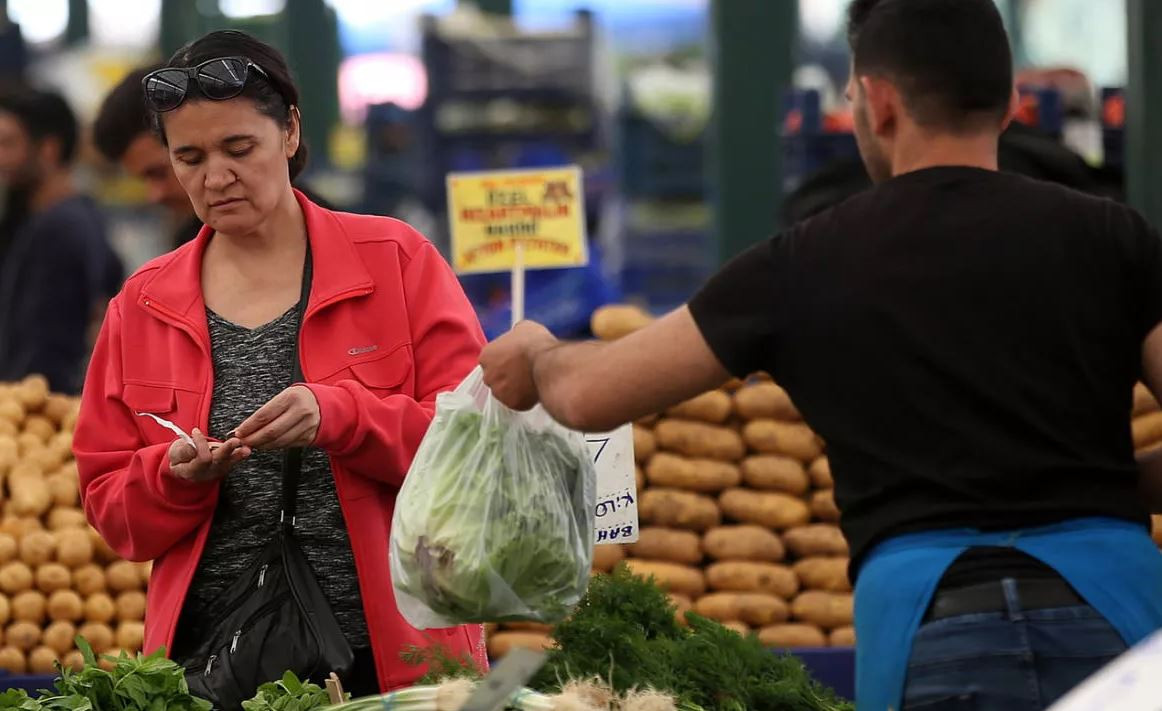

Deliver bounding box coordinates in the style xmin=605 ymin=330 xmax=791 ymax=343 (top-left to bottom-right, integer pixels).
xmin=143 ymin=56 xmax=272 ymax=113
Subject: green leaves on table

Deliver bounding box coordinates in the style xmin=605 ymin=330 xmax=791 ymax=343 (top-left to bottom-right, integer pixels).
xmin=240 ymin=671 xmax=333 ymax=711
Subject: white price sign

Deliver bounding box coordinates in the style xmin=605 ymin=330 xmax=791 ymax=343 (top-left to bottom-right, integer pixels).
xmin=586 ymin=424 xmax=639 ymax=544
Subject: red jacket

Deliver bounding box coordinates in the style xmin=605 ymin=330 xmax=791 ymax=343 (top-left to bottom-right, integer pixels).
xmin=73 ymin=191 xmax=488 ymax=690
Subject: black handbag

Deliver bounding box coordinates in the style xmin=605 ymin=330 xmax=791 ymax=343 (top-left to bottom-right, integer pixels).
xmin=183 ymin=251 xmax=354 ymax=710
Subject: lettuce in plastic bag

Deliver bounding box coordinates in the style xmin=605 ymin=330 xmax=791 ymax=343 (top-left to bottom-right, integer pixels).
xmin=390 ymin=367 xmax=596 ymax=628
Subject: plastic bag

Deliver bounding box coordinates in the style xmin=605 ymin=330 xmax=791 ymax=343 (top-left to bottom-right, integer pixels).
xmin=390 ymin=367 xmax=596 ymax=629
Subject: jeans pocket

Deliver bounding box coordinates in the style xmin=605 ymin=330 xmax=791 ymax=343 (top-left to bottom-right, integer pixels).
xmin=904 ymin=691 xmax=978 ymax=711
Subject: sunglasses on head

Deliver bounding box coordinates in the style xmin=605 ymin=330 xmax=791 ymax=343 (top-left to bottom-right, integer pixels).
xmin=143 ymin=56 xmax=271 ymax=113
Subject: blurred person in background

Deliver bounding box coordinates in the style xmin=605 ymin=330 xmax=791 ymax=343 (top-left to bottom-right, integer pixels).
xmin=73 ymin=30 xmax=486 ymax=696
xmin=0 ymin=87 xmax=123 ymax=394
xmin=481 ymin=0 xmax=1162 ymax=709
xmin=94 ymin=64 xmax=202 ymax=249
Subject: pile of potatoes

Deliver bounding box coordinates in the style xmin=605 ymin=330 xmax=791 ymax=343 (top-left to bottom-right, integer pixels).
xmin=0 ymin=375 xmax=149 ymax=675
xmin=1131 ymin=383 xmax=1162 ymax=548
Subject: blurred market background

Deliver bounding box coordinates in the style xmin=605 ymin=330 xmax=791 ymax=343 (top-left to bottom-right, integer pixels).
xmin=0 ymin=0 xmax=1156 ymax=339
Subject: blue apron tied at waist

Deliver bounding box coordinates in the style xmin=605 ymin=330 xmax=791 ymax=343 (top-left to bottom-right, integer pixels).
xmin=853 ymin=517 xmax=1162 ymax=711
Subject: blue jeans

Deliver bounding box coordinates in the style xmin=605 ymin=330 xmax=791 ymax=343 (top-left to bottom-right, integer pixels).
xmin=902 ymin=579 xmax=1128 ymax=710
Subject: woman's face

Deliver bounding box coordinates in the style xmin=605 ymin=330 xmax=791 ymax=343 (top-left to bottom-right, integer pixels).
xmin=162 ymin=97 xmax=299 ymax=236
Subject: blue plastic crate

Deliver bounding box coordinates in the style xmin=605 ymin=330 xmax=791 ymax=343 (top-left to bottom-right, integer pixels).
xmin=618 ymin=113 xmax=706 ymax=199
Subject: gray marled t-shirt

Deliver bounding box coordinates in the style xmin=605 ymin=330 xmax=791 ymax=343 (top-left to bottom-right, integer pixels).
xmin=175 ymin=305 xmax=369 ymax=653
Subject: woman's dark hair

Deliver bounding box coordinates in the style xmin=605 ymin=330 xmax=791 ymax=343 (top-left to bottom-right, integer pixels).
xmin=152 ymin=30 xmax=308 ymax=179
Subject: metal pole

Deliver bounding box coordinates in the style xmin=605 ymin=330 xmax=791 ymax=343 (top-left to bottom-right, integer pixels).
xmin=709 ymin=0 xmax=797 ymax=263
xmin=1126 ymin=0 xmax=1162 ymax=228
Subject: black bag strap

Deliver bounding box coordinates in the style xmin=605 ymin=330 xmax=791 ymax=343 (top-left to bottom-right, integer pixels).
xmin=281 ymin=244 xmax=313 ymax=533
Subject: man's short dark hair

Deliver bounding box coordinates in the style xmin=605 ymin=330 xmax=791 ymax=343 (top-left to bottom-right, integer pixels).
xmin=847 ymin=0 xmax=1013 ymax=131
xmin=0 ymin=87 xmax=79 ymax=165
xmin=93 ymin=65 xmax=160 ymax=163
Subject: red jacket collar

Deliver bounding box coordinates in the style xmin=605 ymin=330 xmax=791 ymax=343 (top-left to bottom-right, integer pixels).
xmin=139 ymin=189 xmax=375 ymax=319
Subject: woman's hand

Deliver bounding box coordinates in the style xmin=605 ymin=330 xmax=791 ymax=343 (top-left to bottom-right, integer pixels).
xmin=234 ymin=385 xmax=321 ymax=450
xmin=168 ymin=429 xmax=251 ymax=483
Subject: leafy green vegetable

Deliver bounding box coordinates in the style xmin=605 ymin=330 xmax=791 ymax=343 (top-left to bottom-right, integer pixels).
xmin=529 ymin=566 xmax=853 ymax=711
xmin=393 ymin=406 xmax=595 ymax=624
xmin=32 ymin=637 xmax=210 ymax=711
xmin=400 ymin=643 xmax=484 ymax=685
xmin=241 ymin=671 xmax=332 ymax=711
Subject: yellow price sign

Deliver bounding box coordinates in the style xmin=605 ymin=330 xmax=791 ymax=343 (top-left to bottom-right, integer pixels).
xmin=446 ymin=166 xmax=588 ymax=275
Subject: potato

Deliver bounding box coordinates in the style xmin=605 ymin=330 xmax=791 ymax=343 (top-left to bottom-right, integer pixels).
xmin=1135 ymin=383 xmax=1160 ymax=416
xmin=15 ymin=376 xmax=49 ymax=412
xmin=0 ymin=517 xmax=41 ymax=540
xmin=720 ymin=621 xmax=750 ymax=636
xmin=702 ymin=525 xmax=785 ymax=562
xmin=626 ymin=527 xmax=703 ymax=565
xmin=9 ymin=471 xmax=51 ymax=519
xmin=61 ymin=408 xmax=79 ymax=433
xmin=0 ymin=398 xmax=25 ymax=425
xmin=487 ymin=632 xmax=553 ymax=658
xmin=11 ymin=590 xmax=45 ymax=623
xmin=43 ymin=395 xmax=74 ymax=426
xmin=138 ymin=562 xmax=152 ymax=586
xmin=106 ymin=561 xmax=142 ymax=593
xmin=592 ymin=544 xmax=626 ymax=573
xmin=633 ymin=425 xmax=656 ymax=464
xmin=783 ymin=525 xmax=849 ymax=558
xmin=502 ymin=621 xmax=552 ymax=634
xmin=829 ymin=626 xmax=856 ymax=647
xmin=89 ymin=528 xmax=118 ymax=565
xmin=733 ymin=383 xmax=800 ymax=421
xmin=705 ymin=561 xmax=799 ymax=598
xmin=694 ymin=592 xmax=789 ymax=626
xmin=1134 ymin=411 xmax=1162 ymax=450
xmin=742 ymin=420 xmax=822 ymax=462
xmin=0 ymin=437 xmax=16 ymax=475
xmin=42 ymin=620 xmax=77 ymax=655
xmin=0 ymin=594 xmax=8 ymax=626
xmin=0 ymin=420 xmax=16 ymax=439
xmin=27 ymin=645 xmax=57 ymax=674
xmin=84 ymin=593 xmax=116 ymax=624
xmin=78 ymin=622 xmax=114 ymax=653
xmin=792 ymin=557 xmax=852 ymax=593
xmin=21 ymin=416 xmax=55 ymax=444
xmin=646 ymin=453 xmax=740 ymax=493
xmin=758 ymin=623 xmax=827 ymax=648
xmin=718 ymin=489 xmax=810 ymax=530
xmin=670 ymin=593 xmax=692 ymax=625
xmin=808 ymin=457 xmax=833 ymax=489
xmin=6 ymin=621 xmax=40 ymax=651
xmin=591 ymin=305 xmax=652 ymax=341
xmin=1153 ymin=514 xmax=1162 ymax=546
xmin=47 ymin=508 xmax=88 ymax=531
xmin=56 ymin=529 xmax=94 ymax=568
xmin=666 ymin=391 xmax=733 ymax=424
xmin=116 ymin=621 xmax=145 ymax=652
xmin=47 ymin=590 xmax=83 ymax=622
xmin=46 ymin=472 xmax=78 ymax=508
xmin=61 ymin=649 xmax=85 ymax=671
xmin=635 ymin=466 xmax=645 ymax=492
xmin=740 ymin=456 xmax=809 ymax=495
xmin=623 ymin=559 xmax=706 ymax=597
xmin=0 ymin=562 xmax=33 ymax=594
xmin=654 ymin=420 xmax=745 ymax=462
xmin=809 ymin=490 xmax=841 ymax=523
xmin=19 ymin=530 xmax=56 ymax=567
xmin=73 ymin=565 xmax=106 ymax=596
xmin=15 ymin=434 xmax=43 ymax=457
xmin=0 ymin=534 xmax=16 ymax=565
xmin=115 ymin=591 xmax=146 ymax=622
xmin=100 ymin=649 xmax=129 ymax=672
xmin=640 ymin=489 xmax=721 ymax=531
xmin=0 ymin=646 xmax=25 ymax=672
xmin=791 ymin=592 xmax=854 ymax=629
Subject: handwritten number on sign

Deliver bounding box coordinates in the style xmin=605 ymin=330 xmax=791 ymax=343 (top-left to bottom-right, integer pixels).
xmin=587 ymin=437 xmax=610 ymax=464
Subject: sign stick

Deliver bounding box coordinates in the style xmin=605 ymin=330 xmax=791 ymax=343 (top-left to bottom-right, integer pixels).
xmin=511 ymin=239 xmax=526 ymax=328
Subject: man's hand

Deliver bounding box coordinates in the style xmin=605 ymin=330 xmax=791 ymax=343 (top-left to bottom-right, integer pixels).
xmin=168 ymin=429 xmax=250 ymax=483
xmin=480 ymin=321 xmax=558 ymax=410
xmin=235 ymin=385 xmax=321 ymax=450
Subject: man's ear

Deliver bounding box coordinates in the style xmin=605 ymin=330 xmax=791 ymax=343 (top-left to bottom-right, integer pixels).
xmin=860 ymin=75 xmax=899 ymax=137
xmin=1000 ymin=86 xmax=1020 ymax=131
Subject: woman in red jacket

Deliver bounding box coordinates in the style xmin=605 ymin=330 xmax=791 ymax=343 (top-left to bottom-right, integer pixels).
xmin=72 ymin=30 xmax=486 ymax=695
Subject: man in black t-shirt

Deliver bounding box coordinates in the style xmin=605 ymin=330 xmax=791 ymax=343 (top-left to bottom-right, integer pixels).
xmin=480 ymin=0 xmax=1162 ymax=708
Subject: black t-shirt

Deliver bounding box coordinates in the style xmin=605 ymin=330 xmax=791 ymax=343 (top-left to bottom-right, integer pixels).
xmin=690 ymin=166 xmax=1162 ymax=578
